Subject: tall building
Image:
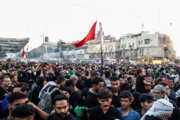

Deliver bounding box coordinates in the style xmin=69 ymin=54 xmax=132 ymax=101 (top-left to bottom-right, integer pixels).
xmin=0 ymin=37 xmax=29 ymax=57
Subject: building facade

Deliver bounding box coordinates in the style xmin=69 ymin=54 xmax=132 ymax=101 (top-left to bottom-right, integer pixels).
xmin=0 ymin=37 xmax=29 ymax=57
xmin=27 ymin=31 xmax=176 ymax=64
xmin=120 ymin=31 xmax=176 ymax=63
xmin=28 ymin=41 xmax=58 ymax=59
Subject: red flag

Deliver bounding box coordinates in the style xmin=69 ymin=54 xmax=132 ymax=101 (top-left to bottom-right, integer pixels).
xmin=120 ymin=56 xmax=123 ymax=60
xmin=22 ymin=49 xmax=25 ymax=57
xmin=72 ymin=21 xmax=97 ymax=47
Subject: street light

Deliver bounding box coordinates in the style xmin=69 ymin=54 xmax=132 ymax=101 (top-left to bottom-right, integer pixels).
xmin=129 ymin=44 xmax=133 ymax=61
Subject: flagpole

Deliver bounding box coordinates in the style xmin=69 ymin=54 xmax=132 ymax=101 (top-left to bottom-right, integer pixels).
xmin=99 ymin=22 xmax=104 ymax=75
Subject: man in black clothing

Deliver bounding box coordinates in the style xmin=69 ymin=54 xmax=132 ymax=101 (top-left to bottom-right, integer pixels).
xmin=110 ymin=76 xmax=121 ymax=108
xmin=120 ymin=77 xmax=131 ymax=91
xmin=136 ymin=69 xmax=149 ymax=93
xmin=137 ymin=94 xmax=153 ymax=117
xmin=43 ymin=76 xmax=68 ymax=105
xmin=37 ymin=76 xmax=68 ymax=114
xmin=31 ymin=77 xmax=46 ymax=105
xmin=84 ymin=77 xmax=104 ymax=112
xmin=144 ymin=82 xmax=152 ymax=94
xmin=18 ymin=70 xmax=28 ymax=83
xmin=65 ymin=79 xmax=83 ymax=107
xmin=4 ymin=92 xmax=28 ymax=120
xmin=89 ymin=88 xmax=121 ymax=120
xmin=50 ymin=76 xmax=66 ymax=102
xmin=76 ymin=71 xmax=87 ymax=90
xmin=0 ymin=77 xmax=13 ymax=103
xmin=2 ymin=92 xmax=48 ymax=120
xmin=48 ymin=94 xmax=76 ymax=120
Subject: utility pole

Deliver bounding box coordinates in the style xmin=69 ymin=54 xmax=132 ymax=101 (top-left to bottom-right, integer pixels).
xmin=40 ymin=33 xmax=45 ymax=61
xmin=99 ymin=22 xmax=104 ymax=75
xmin=40 ymin=33 xmax=48 ymax=62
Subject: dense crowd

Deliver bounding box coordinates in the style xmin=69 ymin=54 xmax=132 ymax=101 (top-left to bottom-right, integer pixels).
xmin=0 ymin=61 xmax=180 ymax=120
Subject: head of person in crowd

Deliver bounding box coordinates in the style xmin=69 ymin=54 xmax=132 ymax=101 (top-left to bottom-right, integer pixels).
xmin=105 ymin=71 xmax=112 ymax=79
xmin=137 ymin=69 xmax=145 ymax=77
xmin=110 ymin=76 xmax=120 ymax=92
xmin=36 ymin=77 xmax=47 ymax=86
xmin=146 ymin=68 xmax=152 ymax=75
xmin=97 ymin=88 xmax=113 ymax=113
xmin=1 ymin=76 xmax=11 ymax=88
xmin=119 ymin=77 xmax=124 ymax=84
xmin=65 ymin=79 xmax=76 ymax=91
xmin=141 ymin=99 xmax=174 ymax=120
xmin=52 ymin=94 xmax=70 ymax=119
xmin=159 ymin=81 xmax=170 ymax=96
xmin=169 ymin=69 xmax=175 ymax=75
xmin=152 ymin=85 xmax=166 ymax=100
xmin=155 ymin=78 xmax=163 ymax=85
xmin=13 ymin=83 xmax=30 ymax=96
xmin=132 ymin=81 xmax=136 ymax=91
xmin=69 ymin=75 xmax=78 ymax=85
xmin=123 ymin=72 xmax=129 ymax=78
xmin=79 ymin=70 xmax=86 ymax=78
xmin=168 ymin=81 xmax=175 ymax=90
xmin=7 ymin=92 xmax=28 ymax=119
xmin=46 ymin=72 xmax=56 ymax=82
xmin=12 ymin=104 xmax=35 ymax=120
xmin=127 ymin=76 xmax=133 ymax=83
xmin=145 ymin=75 xmax=153 ymax=83
xmin=159 ymin=75 xmax=168 ymax=82
xmin=56 ymin=76 xmax=66 ymax=89
xmin=139 ymin=94 xmax=153 ymax=114
xmin=120 ymin=77 xmax=128 ymax=85
xmin=91 ymin=77 xmax=104 ymax=94
xmin=10 ymin=74 xmax=18 ymax=84
xmin=144 ymin=82 xmax=152 ymax=93
xmin=120 ymin=91 xmax=134 ymax=110
xmin=0 ymin=71 xmax=4 ymax=83
xmin=0 ymin=71 xmax=3 ymax=78
xmin=91 ymin=71 xmax=101 ymax=78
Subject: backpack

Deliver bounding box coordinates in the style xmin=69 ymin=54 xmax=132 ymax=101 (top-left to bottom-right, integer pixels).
xmin=38 ymin=86 xmax=59 ymax=113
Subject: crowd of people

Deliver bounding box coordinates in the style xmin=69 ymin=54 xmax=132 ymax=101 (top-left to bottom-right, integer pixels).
xmin=0 ymin=61 xmax=180 ymax=120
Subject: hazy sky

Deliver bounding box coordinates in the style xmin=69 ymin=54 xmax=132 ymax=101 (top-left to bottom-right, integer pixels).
xmin=0 ymin=0 xmax=180 ymax=55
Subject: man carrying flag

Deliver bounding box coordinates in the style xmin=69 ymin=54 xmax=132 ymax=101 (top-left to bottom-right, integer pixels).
xmin=72 ymin=21 xmax=97 ymax=47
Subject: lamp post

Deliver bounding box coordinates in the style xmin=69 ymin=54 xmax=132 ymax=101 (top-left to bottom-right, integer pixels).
xmin=129 ymin=45 xmax=133 ymax=61
xmin=99 ymin=22 xmax=104 ymax=75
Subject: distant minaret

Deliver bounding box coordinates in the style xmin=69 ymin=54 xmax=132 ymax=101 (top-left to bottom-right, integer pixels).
xmin=141 ymin=23 xmax=144 ymax=32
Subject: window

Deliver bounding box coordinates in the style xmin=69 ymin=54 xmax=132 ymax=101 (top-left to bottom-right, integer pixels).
xmin=138 ymin=41 xmax=141 ymax=45
xmin=145 ymin=39 xmax=150 ymax=44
